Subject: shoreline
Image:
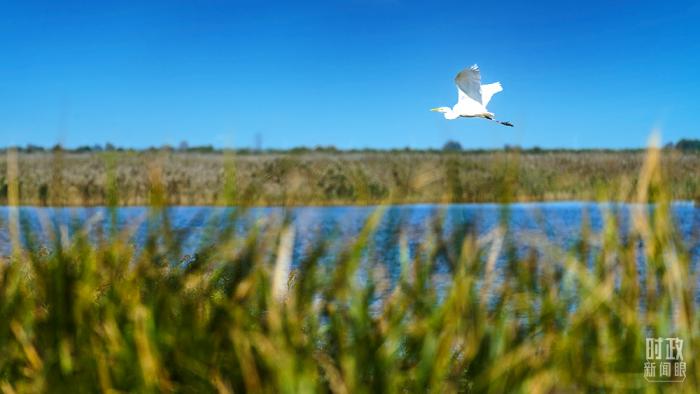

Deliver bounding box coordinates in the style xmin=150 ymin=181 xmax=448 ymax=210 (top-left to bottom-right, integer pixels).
xmin=1 ymin=199 xmax=696 ymax=210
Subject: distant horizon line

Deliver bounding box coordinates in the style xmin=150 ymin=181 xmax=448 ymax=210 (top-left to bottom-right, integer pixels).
xmin=1 ymin=139 xmax=699 ymax=154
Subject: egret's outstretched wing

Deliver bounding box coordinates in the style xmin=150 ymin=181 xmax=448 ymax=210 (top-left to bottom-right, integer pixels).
xmin=480 ymin=82 xmax=502 ymax=107
xmin=455 ymin=65 xmax=482 ymax=105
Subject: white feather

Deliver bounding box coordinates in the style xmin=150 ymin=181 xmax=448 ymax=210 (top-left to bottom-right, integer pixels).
xmin=480 ymin=82 xmax=503 ymax=107
xmin=450 ymin=64 xmax=503 ymax=116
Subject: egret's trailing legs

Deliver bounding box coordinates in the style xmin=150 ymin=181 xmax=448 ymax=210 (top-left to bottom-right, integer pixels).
xmin=483 ymin=112 xmax=514 ymax=127
xmin=493 ymin=119 xmax=514 ymax=127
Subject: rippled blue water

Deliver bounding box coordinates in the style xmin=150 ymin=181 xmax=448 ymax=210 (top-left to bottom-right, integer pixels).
xmin=1 ymin=202 xmax=699 ymax=270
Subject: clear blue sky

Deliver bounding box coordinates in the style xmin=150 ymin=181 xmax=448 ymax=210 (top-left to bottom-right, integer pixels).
xmin=1 ymin=0 xmax=699 ymax=149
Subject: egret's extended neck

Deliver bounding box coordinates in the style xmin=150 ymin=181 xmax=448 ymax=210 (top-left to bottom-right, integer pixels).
xmin=443 ymin=107 xmax=459 ymax=120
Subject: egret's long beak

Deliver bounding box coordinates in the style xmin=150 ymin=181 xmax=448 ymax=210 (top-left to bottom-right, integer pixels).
xmin=430 ymin=108 xmax=441 ymax=112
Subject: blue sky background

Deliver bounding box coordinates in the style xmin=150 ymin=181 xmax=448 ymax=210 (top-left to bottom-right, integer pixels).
xmin=1 ymin=0 xmax=699 ymax=149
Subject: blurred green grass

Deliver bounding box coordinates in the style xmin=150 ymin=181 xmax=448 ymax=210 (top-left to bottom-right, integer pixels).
xmin=0 ymin=146 xmax=698 ymax=392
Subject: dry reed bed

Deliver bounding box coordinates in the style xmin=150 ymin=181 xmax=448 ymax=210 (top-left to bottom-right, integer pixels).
xmin=0 ymin=150 xmax=699 ymax=206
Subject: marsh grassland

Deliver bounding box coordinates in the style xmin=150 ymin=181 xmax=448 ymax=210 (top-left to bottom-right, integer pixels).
xmin=1 ymin=149 xmax=699 ymax=206
xmin=0 ymin=147 xmax=699 ymax=392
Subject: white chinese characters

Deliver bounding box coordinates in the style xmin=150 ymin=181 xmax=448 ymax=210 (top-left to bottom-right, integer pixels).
xmin=645 ymin=337 xmax=686 ymax=383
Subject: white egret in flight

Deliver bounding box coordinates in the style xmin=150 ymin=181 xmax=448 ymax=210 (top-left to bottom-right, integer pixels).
xmin=431 ymin=65 xmax=513 ymax=127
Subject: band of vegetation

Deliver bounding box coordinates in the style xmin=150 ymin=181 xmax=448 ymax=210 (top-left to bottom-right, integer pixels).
xmin=1 ymin=144 xmax=700 ymax=206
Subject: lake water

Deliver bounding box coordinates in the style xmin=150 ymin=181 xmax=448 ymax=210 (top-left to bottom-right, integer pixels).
xmin=1 ymin=202 xmax=699 ymax=272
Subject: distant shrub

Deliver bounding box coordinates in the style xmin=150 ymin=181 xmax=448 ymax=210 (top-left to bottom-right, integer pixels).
xmin=187 ymin=145 xmax=217 ymax=153
xmin=24 ymin=144 xmax=45 ymax=153
xmin=313 ymin=145 xmax=339 ymax=153
xmin=75 ymin=145 xmax=93 ymax=153
xmin=442 ymin=140 xmax=463 ymax=152
xmin=675 ymin=138 xmax=700 ymax=151
xmin=289 ymin=146 xmax=311 ymax=154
